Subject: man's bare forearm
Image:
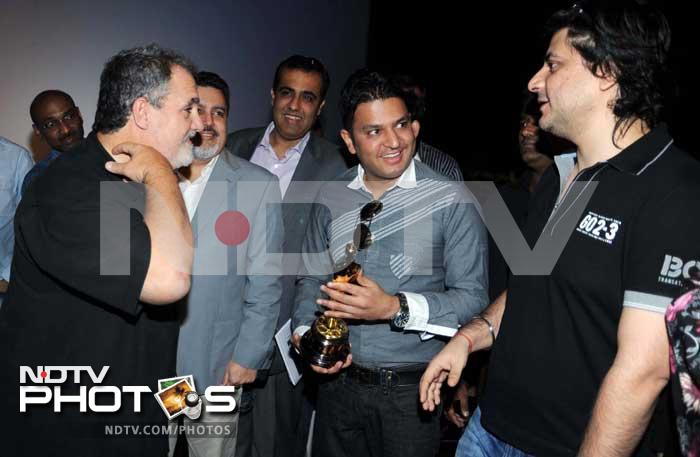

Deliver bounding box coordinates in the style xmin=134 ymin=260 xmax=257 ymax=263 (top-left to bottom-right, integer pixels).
xmin=461 ymin=290 xmax=507 ymax=352
xmin=578 ymin=363 xmax=667 ymax=456
xmin=140 ymin=171 xmax=193 ymax=304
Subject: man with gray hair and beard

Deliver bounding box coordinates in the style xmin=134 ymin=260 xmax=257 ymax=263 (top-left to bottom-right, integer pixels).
xmin=0 ymin=44 xmax=202 ymax=456
xmin=173 ymin=71 xmax=283 ymax=457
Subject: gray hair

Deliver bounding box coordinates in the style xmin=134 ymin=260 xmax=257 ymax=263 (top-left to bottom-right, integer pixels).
xmin=93 ymin=43 xmax=197 ymax=133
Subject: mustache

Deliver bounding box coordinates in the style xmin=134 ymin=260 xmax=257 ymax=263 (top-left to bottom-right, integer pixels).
xmin=189 ymin=128 xmax=219 ymax=147
xmin=201 ymin=127 xmax=219 ymax=137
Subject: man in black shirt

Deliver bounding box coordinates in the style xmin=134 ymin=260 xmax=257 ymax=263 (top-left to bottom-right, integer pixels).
xmin=0 ymin=44 xmax=202 ymax=456
xmin=420 ymin=2 xmax=700 ymax=456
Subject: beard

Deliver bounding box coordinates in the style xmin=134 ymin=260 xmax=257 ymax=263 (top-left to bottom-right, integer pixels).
xmin=192 ymin=143 xmax=220 ymax=161
xmin=168 ymin=140 xmax=195 ymax=169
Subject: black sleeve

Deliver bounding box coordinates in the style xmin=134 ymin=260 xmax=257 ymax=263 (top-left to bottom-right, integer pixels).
xmin=622 ymin=186 xmax=700 ymax=314
xmin=17 ymin=182 xmax=151 ymax=315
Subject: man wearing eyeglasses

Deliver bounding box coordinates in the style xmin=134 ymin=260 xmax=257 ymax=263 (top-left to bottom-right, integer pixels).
xmin=292 ymin=69 xmax=489 ymax=457
xmin=420 ymin=2 xmax=700 ymax=456
xmin=22 ymin=90 xmax=84 ymax=195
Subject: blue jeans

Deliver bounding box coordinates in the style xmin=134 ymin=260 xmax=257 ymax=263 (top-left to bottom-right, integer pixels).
xmin=456 ymin=407 xmax=534 ymax=457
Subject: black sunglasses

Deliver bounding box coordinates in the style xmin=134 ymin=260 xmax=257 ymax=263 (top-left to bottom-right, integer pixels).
xmin=352 ymin=200 xmax=383 ymax=251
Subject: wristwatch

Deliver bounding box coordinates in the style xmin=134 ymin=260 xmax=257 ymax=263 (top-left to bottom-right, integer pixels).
xmin=391 ymin=292 xmax=410 ymax=329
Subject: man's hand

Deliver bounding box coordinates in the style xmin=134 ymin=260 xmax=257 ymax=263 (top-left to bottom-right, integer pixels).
xmin=419 ymin=334 xmax=471 ymax=412
xmin=105 ymin=142 xmax=174 ymax=184
xmin=222 ymin=361 xmax=257 ymax=386
xmin=445 ymin=380 xmax=470 ymax=428
xmin=291 ymin=332 xmax=353 ymax=375
xmin=0 ymin=279 xmax=8 ymax=293
xmin=319 ymin=271 xmax=399 ymax=321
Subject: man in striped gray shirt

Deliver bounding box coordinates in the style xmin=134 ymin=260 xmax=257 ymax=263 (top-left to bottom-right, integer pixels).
xmin=292 ymin=69 xmax=488 ymax=457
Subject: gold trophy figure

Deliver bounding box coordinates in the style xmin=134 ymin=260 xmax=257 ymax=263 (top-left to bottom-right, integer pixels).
xmin=299 ymin=201 xmax=382 ymax=368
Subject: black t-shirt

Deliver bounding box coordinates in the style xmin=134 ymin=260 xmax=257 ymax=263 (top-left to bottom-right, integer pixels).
xmin=0 ymin=133 xmax=178 ymax=456
xmin=480 ymin=125 xmax=700 ymax=456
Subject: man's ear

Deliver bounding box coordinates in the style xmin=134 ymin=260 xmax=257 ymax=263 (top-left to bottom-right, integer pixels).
xmin=32 ymin=125 xmax=41 ymax=137
xmin=316 ymin=100 xmax=326 ymax=117
xmin=131 ymin=97 xmax=150 ymax=130
xmin=340 ymin=129 xmax=356 ymax=156
xmin=596 ymin=62 xmax=618 ymax=93
xmin=270 ymin=88 xmax=276 ymax=107
xmin=411 ymin=119 xmax=421 ymax=139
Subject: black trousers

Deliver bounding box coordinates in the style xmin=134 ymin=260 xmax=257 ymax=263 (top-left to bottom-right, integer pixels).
xmin=312 ymin=373 xmax=441 ymax=457
xmin=237 ymin=370 xmax=315 ymax=457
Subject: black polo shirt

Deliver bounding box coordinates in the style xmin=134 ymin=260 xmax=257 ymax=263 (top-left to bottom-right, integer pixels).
xmin=0 ymin=133 xmax=178 ymax=456
xmin=480 ymin=125 xmax=700 ymax=456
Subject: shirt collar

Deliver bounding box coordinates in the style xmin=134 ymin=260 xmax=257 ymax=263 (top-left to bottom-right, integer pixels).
xmin=605 ymin=123 xmax=674 ymax=175
xmin=178 ymin=154 xmax=220 ymax=185
xmin=259 ymin=121 xmax=310 ymax=162
xmin=348 ymin=159 xmax=418 ymax=193
xmin=553 ymin=152 xmax=578 ymax=194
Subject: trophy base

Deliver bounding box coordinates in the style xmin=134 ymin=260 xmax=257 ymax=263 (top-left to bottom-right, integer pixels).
xmin=299 ymin=316 xmax=351 ymax=368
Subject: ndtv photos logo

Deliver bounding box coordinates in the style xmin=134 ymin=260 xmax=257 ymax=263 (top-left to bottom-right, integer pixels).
xmin=19 ymin=366 xmax=235 ymax=419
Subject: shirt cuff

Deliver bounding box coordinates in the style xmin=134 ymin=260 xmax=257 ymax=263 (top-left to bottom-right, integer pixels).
xmin=294 ymin=325 xmax=311 ymax=337
xmin=402 ymin=291 xmax=429 ymax=332
xmin=623 ymin=290 xmax=671 ymax=314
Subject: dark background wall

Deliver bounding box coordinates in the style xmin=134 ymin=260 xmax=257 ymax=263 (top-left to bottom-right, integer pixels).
xmin=0 ymin=0 xmax=370 ymax=160
xmin=1 ymin=0 xmax=695 ymax=176
xmin=367 ymin=1 xmax=700 ymax=176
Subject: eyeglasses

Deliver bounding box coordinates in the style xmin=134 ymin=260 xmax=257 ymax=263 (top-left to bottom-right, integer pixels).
xmin=352 ymin=200 xmax=383 ymax=252
xmin=39 ymin=107 xmax=80 ymax=132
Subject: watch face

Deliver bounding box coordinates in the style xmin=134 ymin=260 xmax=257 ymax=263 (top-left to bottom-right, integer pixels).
xmin=393 ymin=311 xmax=409 ymax=329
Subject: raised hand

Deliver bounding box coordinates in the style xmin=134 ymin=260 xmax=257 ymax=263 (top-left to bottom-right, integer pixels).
xmin=105 ymin=142 xmax=174 ymax=184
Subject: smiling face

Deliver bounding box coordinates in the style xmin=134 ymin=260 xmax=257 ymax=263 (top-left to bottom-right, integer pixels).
xmin=270 ymin=68 xmax=325 ymax=142
xmin=527 ymin=28 xmax=613 ymax=141
xmin=193 ymin=85 xmax=228 ymax=161
xmin=341 ymin=97 xmax=419 ymax=188
xmin=33 ymin=94 xmax=84 ymax=152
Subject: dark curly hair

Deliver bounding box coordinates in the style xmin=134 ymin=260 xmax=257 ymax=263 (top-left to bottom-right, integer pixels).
xmin=93 ymin=44 xmax=197 ymax=134
xmin=338 ymin=69 xmax=407 ymax=131
xmin=546 ymin=0 xmax=671 ymax=142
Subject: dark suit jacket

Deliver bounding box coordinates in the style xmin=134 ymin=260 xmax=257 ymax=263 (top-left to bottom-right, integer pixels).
xmin=227 ymin=127 xmax=348 ymax=374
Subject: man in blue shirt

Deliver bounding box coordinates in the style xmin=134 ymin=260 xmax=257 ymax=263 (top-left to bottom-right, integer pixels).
xmin=21 ymin=90 xmax=84 ymax=194
xmin=0 ymin=137 xmax=33 ymax=300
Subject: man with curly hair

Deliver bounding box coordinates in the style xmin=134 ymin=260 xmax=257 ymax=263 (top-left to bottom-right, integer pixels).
xmin=420 ymin=2 xmax=700 ymax=456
